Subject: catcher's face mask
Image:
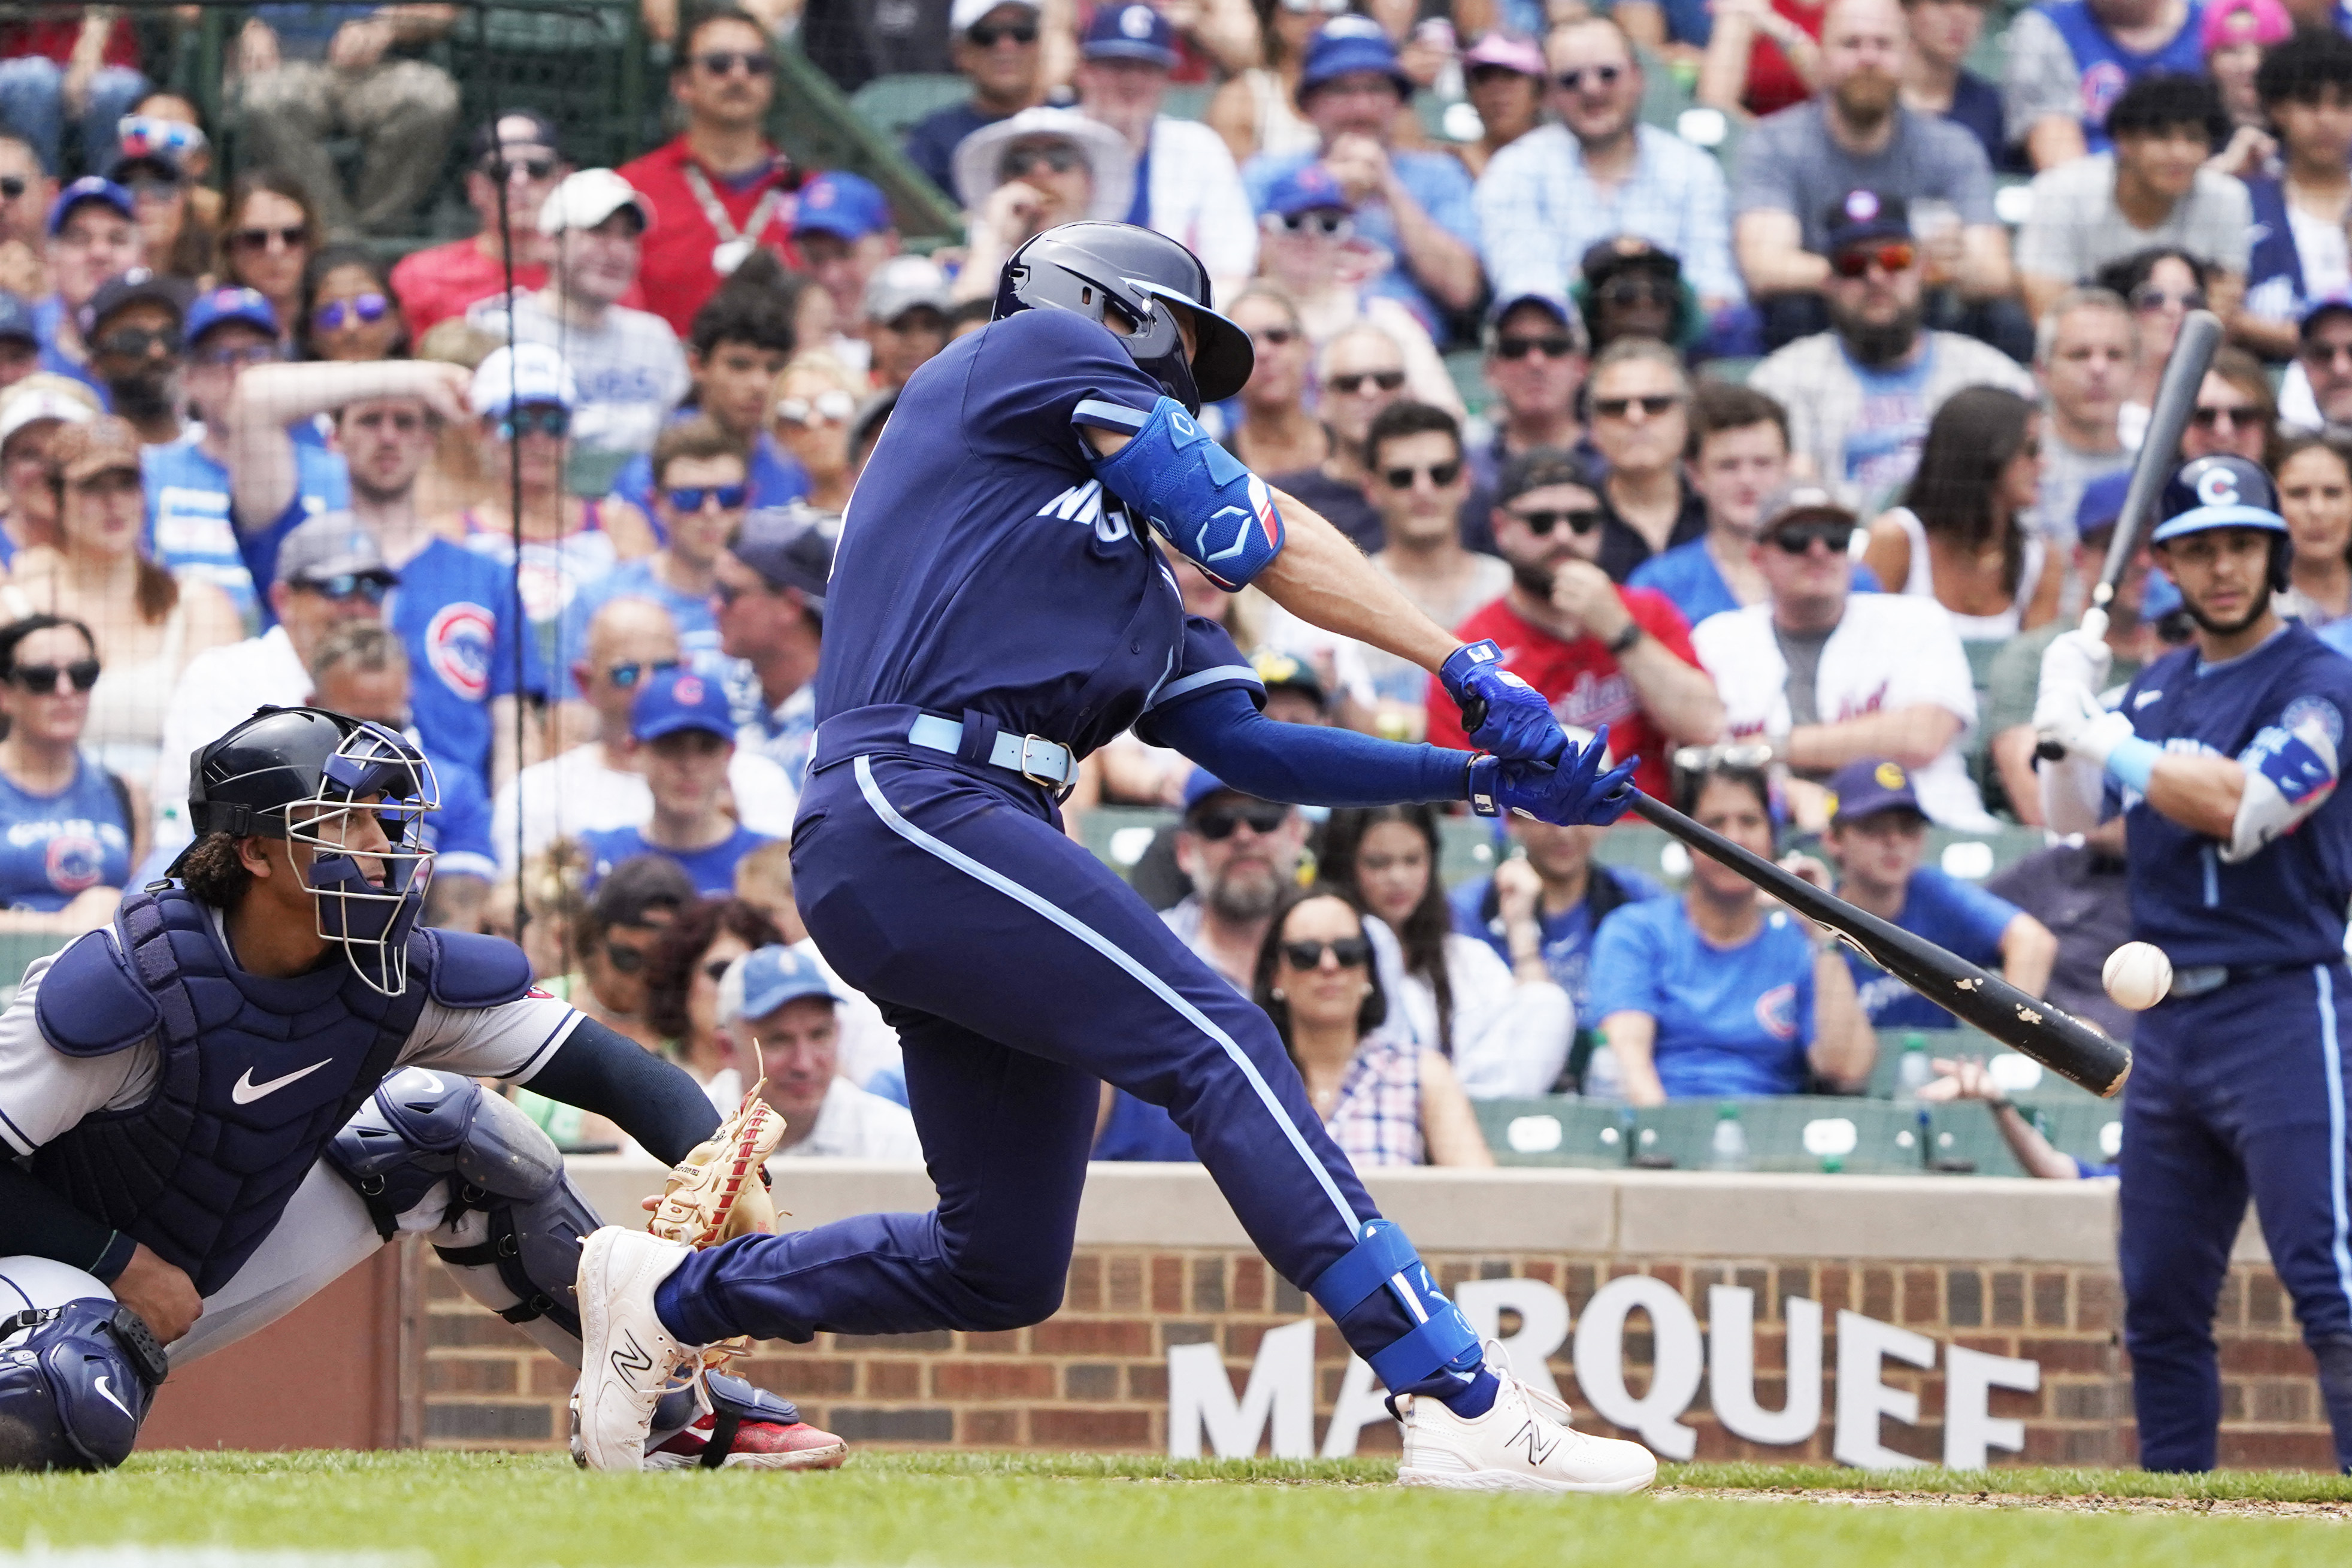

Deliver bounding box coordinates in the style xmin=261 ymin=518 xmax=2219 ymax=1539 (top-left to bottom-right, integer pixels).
xmin=287 ymin=724 xmax=438 ymax=997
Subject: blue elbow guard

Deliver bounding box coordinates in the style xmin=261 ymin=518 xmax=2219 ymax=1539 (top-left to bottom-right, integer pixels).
xmin=1076 ymin=395 xmax=1285 ymax=589
xmin=1304 ymin=1219 xmax=1482 ymax=1391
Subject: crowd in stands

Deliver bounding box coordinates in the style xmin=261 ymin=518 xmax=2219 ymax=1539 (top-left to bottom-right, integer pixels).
xmin=8 ymin=0 xmax=2352 ymax=1173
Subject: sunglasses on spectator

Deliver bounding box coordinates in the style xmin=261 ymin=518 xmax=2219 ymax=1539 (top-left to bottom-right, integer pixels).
xmin=607 ymin=658 xmax=680 ymax=689
xmin=1000 ymin=143 xmax=1082 ymax=180
xmin=696 ymin=50 xmax=776 ymax=74
xmin=96 ymin=326 xmax=180 ymax=359
xmin=1251 ymin=326 xmax=1300 ymax=347
xmin=1768 ymin=520 xmax=1857 ymax=554
xmin=230 ymin=225 xmax=306 ymax=253
xmin=1509 ymin=505 xmax=1604 ymax=536
xmin=8 ymin=659 xmax=99 ymax=694
xmin=601 ymin=940 xmax=650 ymax=974
xmin=1267 ymin=210 xmax=1351 ymax=238
xmin=1191 ymin=803 xmax=1290 ymax=840
xmin=968 ymin=20 xmax=1040 ymax=44
xmin=1831 ymin=242 xmax=1914 ymax=278
xmin=1382 ymin=459 xmax=1462 ymax=490
xmin=703 ymin=957 xmax=736 ymax=983
xmin=666 ymin=483 xmax=749 ymax=512
xmin=1592 ymin=393 xmax=1681 ymax=419
xmin=312 ymin=293 xmax=389 ymax=333
xmin=1494 ymin=334 xmax=1576 ymax=361
xmin=294 ymin=573 xmax=393 ymax=604
xmin=1281 ymin=936 xmax=1372 ymax=970
xmin=0 ymin=177 xmax=24 ymax=201
xmin=2189 ymin=402 xmax=2259 ymax=428
xmin=776 ymin=389 xmax=856 ymax=425
xmin=482 ymin=153 xmax=558 ymax=181
xmin=1598 ymin=277 xmax=1675 ymax=308
xmin=190 ymin=340 xmax=280 ymax=369
xmin=497 ymin=405 xmax=571 ymax=440
xmin=2130 ymin=285 xmax=2204 ymax=313
xmin=1327 ymin=369 xmax=1405 ymax=395
xmin=1555 ymin=65 xmax=1624 ymax=92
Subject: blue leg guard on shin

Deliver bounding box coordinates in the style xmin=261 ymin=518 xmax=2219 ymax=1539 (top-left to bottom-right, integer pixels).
xmin=1304 ymin=1219 xmax=1484 ymax=1395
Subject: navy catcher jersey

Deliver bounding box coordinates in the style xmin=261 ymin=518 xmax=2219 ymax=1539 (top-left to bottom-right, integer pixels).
xmin=2107 ymin=623 xmax=2352 ymax=967
xmin=816 ymin=308 xmax=1257 ymax=756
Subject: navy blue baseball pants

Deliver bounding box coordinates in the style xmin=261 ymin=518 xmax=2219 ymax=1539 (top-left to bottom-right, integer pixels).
xmin=653 ymin=753 xmax=1425 ymax=1364
xmin=2120 ymin=962 xmax=2352 ymax=1472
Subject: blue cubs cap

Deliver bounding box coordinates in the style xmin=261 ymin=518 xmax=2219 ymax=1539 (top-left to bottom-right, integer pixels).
xmin=718 ymin=944 xmax=844 ymax=1025
xmin=1298 ymin=16 xmax=1412 ymax=101
xmin=47 ymin=177 xmax=134 ymax=236
xmin=0 ymin=292 xmax=34 ymax=346
xmin=2302 ymin=287 xmax=2352 ymax=337
xmin=2073 ymin=470 xmax=2131 ymax=540
xmin=1181 ymin=768 xmax=1288 ymax=816
xmin=1261 ymin=161 xmax=1353 ymax=218
xmin=1083 ymin=2 xmax=1180 ymax=66
xmin=793 ymin=171 xmax=891 ymax=242
xmin=631 ymin=665 xmax=735 ymax=743
xmin=2152 ymin=454 xmax=2287 ymax=544
xmin=186 ymin=286 xmax=281 ymax=345
xmin=1823 ymin=188 xmax=1911 ymax=250
xmin=1824 ymin=758 xmax=1924 ymax=825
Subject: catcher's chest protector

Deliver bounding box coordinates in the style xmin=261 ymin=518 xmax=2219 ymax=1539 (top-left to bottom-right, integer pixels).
xmin=31 ymin=887 xmax=435 ymax=1295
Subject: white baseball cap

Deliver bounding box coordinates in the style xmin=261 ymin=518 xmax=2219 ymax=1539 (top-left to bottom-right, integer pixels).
xmin=0 ymin=386 xmax=97 ymax=449
xmin=471 ymin=342 xmax=578 ymax=416
xmin=951 ymin=0 xmax=1042 ymax=34
xmin=536 ymin=168 xmax=656 ymax=237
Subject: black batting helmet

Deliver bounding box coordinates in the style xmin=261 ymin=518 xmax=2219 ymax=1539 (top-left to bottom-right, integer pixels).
xmin=993 ymin=221 xmax=1253 ymax=414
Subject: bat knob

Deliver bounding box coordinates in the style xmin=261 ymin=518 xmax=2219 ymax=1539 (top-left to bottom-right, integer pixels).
xmin=2035 ymin=738 xmax=2065 ymax=762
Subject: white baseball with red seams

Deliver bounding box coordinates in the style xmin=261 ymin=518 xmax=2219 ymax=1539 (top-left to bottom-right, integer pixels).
xmin=2103 ymin=942 xmax=2175 ymax=1012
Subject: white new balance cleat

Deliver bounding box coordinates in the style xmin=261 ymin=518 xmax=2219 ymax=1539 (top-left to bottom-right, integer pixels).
xmin=1397 ymin=1352 xmax=1657 ymax=1496
xmin=575 ymin=1226 xmax=707 ymax=1472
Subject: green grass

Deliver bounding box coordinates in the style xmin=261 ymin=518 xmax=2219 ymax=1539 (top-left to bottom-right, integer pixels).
xmin=0 ymin=1453 xmax=2341 ymax=1567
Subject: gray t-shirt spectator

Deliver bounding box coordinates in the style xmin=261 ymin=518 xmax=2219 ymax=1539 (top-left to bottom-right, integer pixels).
xmin=2015 ymin=154 xmax=2254 ymax=285
xmin=1732 ymin=102 xmax=1998 ymax=254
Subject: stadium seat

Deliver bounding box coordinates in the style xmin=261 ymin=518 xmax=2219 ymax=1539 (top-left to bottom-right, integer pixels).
xmin=1475 ymin=1097 xmax=1634 ymax=1167
xmin=1162 ymin=84 xmax=1214 ymax=122
xmin=1627 ymin=1096 xmax=1930 ymax=1173
xmin=1921 ymin=1100 xmax=2030 ymax=1176
xmin=848 ymin=73 xmax=974 ymax=141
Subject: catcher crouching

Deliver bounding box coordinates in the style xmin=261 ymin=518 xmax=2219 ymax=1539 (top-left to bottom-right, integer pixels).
xmin=0 ymin=707 xmax=840 ymax=1472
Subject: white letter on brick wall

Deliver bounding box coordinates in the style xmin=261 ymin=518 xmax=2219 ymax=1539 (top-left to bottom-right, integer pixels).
xmin=1167 ymin=1318 xmax=1315 ymax=1459
xmin=1455 ymin=1278 xmax=1570 ymax=1401
xmin=1943 ymin=1344 xmax=2039 ymax=1470
xmin=1832 ymin=1310 xmax=1936 ymax=1469
xmin=1708 ymin=1288 xmax=1823 ymax=1447
xmin=1572 ymin=1275 xmax=1703 ymax=1460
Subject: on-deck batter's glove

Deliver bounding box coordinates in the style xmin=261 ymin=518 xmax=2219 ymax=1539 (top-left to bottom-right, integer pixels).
xmin=1468 ymin=725 xmax=1640 ymax=825
xmin=2038 ymin=626 xmax=2114 ymax=713
xmin=1441 ymin=640 xmax=1567 ymax=765
xmin=648 ymin=1082 xmax=787 ymax=1249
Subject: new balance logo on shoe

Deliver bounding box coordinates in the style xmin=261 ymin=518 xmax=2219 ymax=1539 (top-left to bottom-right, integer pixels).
xmin=611 ymin=1334 xmax=654 ymax=1379
xmin=1511 ymin=1419 xmax=1558 ymax=1467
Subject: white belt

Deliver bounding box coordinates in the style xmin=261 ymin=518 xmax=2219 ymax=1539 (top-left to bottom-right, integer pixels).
xmin=906 ymin=713 xmax=1075 ymax=789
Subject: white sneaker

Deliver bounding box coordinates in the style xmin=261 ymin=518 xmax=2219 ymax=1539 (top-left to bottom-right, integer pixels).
xmin=1397 ymin=1352 xmax=1657 ymax=1496
xmin=574 ymin=1226 xmax=707 ymax=1472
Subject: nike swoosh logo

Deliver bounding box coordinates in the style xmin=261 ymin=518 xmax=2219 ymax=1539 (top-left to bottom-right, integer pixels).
xmin=231 ymin=1059 xmax=334 ymax=1105
xmin=93 ymin=1375 xmax=131 ymax=1419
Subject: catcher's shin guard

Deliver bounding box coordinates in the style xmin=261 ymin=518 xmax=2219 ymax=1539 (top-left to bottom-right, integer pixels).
xmin=328 ymin=1067 xmax=600 ymax=1361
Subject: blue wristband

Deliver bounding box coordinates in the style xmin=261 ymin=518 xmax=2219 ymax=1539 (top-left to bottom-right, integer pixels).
xmin=2105 ymin=734 xmax=2161 ymax=795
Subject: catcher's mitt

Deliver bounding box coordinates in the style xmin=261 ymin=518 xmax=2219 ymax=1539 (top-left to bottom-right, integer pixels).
xmin=648 ymin=1080 xmax=788 ymax=1248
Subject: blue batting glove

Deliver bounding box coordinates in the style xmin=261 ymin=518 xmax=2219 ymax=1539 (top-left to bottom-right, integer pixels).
xmin=1440 ymin=640 xmax=1567 ymax=765
xmin=1466 ymin=725 xmax=1640 ymax=826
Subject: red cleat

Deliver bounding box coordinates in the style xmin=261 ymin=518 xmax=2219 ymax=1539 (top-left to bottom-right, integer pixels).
xmin=646 ymin=1413 xmax=849 ymax=1471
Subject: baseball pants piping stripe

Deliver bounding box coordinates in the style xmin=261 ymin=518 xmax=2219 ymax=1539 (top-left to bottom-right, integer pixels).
xmin=851 ymin=753 xmax=1365 ymax=1232
xmin=2317 ymin=964 xmax=2352 ymax=1316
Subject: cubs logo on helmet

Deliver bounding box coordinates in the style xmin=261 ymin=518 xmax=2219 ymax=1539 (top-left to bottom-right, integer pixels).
xmin=2153 ymin=455 xmax=2287 ymax=545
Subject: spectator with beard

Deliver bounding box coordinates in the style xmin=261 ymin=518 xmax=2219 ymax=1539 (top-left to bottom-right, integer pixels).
xmin=2001 ymin=0 xmax=2207 ymax=171
xmin=1425 ymin=447 xmax=1722 ymax=801
xmin=1266 ymin=322 xmax=1409 ymax=552
xmin=77 ymin=270 xmax=190 ymax=449
xmin=1460 ymin=293 xmax=1594 ymax=552
xmin=2015 ymin=74 xmax=2249 ymax=324
xmin=34 ymin=177 xmax=142 ymax=399
xmin=1586 ymin=340 xmax=1708 ymax=580
xmin=2031 ymin=290 xmax=2135 ymax=558
xmin=1748 ymin=187 xmax=2032 ymax=505
xmin=1732 ymin=0 xmax=2019 ymax=358
xmin=1166 ymin=770 xmax=1311 ymax=990
xmin=391 ymin=111 xmax=571 ymax=337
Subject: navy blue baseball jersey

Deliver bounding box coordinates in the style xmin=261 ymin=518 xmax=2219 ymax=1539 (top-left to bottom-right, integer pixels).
xmin=2107 ymin=623 xmax=2352 ymax=967
xmin=816 ymin=308 xmax=1261 ymax=756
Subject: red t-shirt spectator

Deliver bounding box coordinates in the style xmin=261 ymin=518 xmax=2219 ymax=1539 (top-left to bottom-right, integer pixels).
xmin=0 ymin=15 xmax=140 ymax=69
xmin=1424 ymin=590 xmax=1700 ymax=801
xmin=614 ymin=137 xmax=802 ymax=336
xmin=390 ymin=243 xmax=550 ymax=337
xmin=1741 ymin=0 xmax=1826 ymax=119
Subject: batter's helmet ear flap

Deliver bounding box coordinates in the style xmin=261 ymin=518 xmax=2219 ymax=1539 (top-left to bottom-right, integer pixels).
xmin=993 ymin=222 xmax=1254 ymax=413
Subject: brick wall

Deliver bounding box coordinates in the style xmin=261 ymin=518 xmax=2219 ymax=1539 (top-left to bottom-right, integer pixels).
xmin=422 ymin=1246 xmax=2336 ymax=1468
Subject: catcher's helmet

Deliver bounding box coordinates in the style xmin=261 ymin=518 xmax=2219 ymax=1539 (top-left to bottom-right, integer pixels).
xmin=2154 ymin=454 xmax=2290 ymax=591
xmin=177 ymin=706 xmax=440 ymax=996
xmin=993 ymin=221 xmax=1253 ymax=413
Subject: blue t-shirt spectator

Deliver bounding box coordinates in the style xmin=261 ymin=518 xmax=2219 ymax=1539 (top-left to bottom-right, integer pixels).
xmin=1839 ymin=865 xmax=2020 ymax=1029
xmin=1243 ymin=149 xmax=1477 ymax=338
xmin=609 ymin=429 xmax=806 ymax=529
xmin=906 ymin=101 xmax=1009 ymax=200
xmin=380 ymin=537 xmax=538 ymax=782
xmin=580 ymin=822 xmax=776 ymax=898
xmin=145 ymin=433 xmax=349 ymax=629
xmin=0 ymin=754 xmax=131 ymax=912
xmin=1588 ymin=898 xmax=1818 ymax=1098
xmin=422 ymin=750 xmax=497 ymax=886
xmin=1628 ymin=541 xmax=1881 ymax=628
xmin=1449 ymin=862 xmax=1666 ymax=1019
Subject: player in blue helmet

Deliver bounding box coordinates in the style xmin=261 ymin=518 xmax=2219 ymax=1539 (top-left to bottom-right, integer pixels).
xmin=571 ymin=222 xmax=1659 ymax=1493
xmin=2035 ymin=453 xmax=2352 ymax=1473
xmin=0 ymin=706 xmax=842 ymax=1470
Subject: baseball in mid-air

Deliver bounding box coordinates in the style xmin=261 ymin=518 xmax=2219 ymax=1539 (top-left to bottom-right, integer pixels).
xmin=2103 ymin=942 xmax=2174 ymax=1011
